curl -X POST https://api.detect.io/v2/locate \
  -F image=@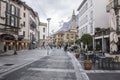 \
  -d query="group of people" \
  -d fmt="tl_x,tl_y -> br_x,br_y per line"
41,41 -> 69,52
